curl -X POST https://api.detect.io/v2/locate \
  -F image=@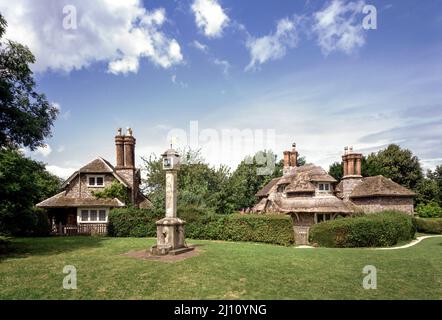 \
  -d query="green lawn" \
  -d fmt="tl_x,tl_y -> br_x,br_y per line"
0,237 -> 441,300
